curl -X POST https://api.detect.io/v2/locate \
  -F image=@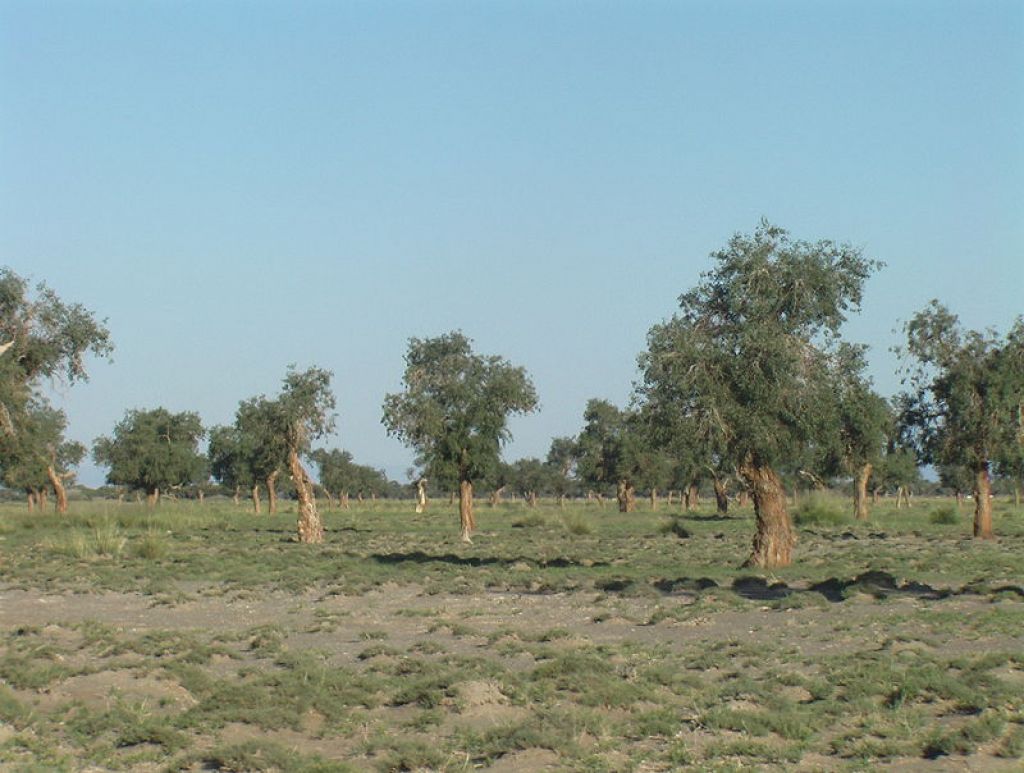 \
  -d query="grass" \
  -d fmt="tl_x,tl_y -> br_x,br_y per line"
0,494 -> 1021,770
